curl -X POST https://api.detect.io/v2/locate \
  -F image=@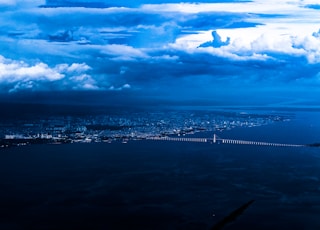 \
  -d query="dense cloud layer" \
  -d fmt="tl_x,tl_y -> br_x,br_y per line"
1,0 -> 320,106
0,56 -> 98,92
